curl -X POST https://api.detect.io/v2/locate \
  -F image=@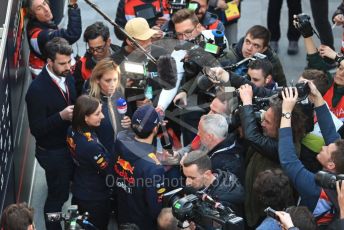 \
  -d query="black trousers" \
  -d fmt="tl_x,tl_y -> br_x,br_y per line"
36,146 -> 74,230
72,197 -> 111,230
309,0 -> 334,49
267,0 -> 302,42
